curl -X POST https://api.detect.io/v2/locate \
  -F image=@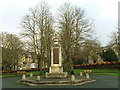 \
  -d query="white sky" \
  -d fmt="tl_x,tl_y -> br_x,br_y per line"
0,0 -> 119,46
